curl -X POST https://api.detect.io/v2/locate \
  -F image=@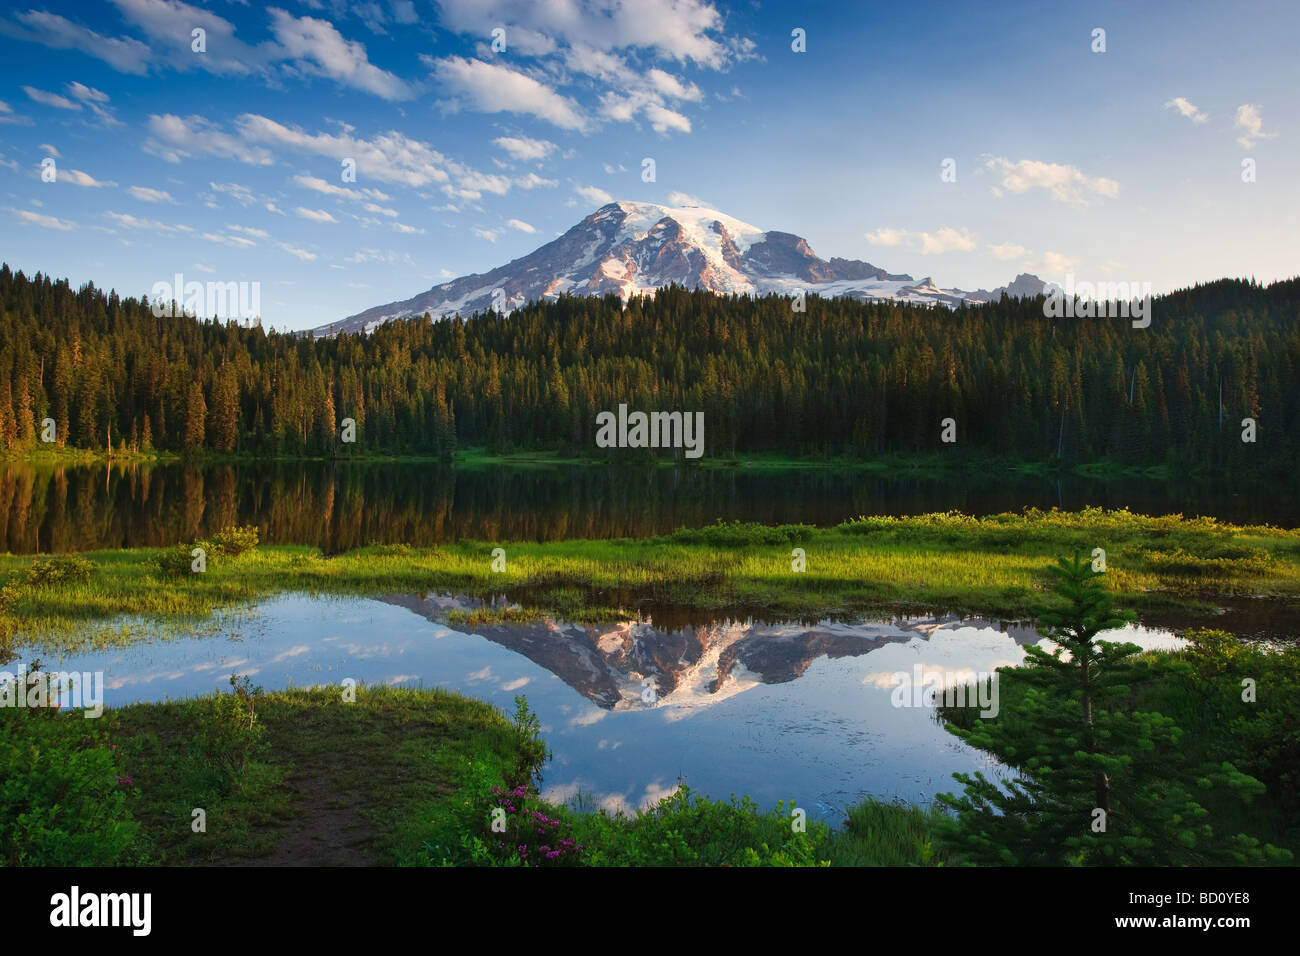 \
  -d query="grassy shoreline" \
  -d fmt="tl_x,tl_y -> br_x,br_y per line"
3,507 -> 1299,650
0,682 -> 950,867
